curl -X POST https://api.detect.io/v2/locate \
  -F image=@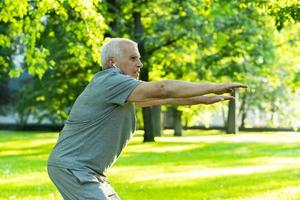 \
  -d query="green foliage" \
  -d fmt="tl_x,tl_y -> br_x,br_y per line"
1,0 -> 106,77
0,0 -> 299,126
147,0 -> 283,126
0,0 -> 107,122
237,17 -> 300,128
268,2 -> 300,31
